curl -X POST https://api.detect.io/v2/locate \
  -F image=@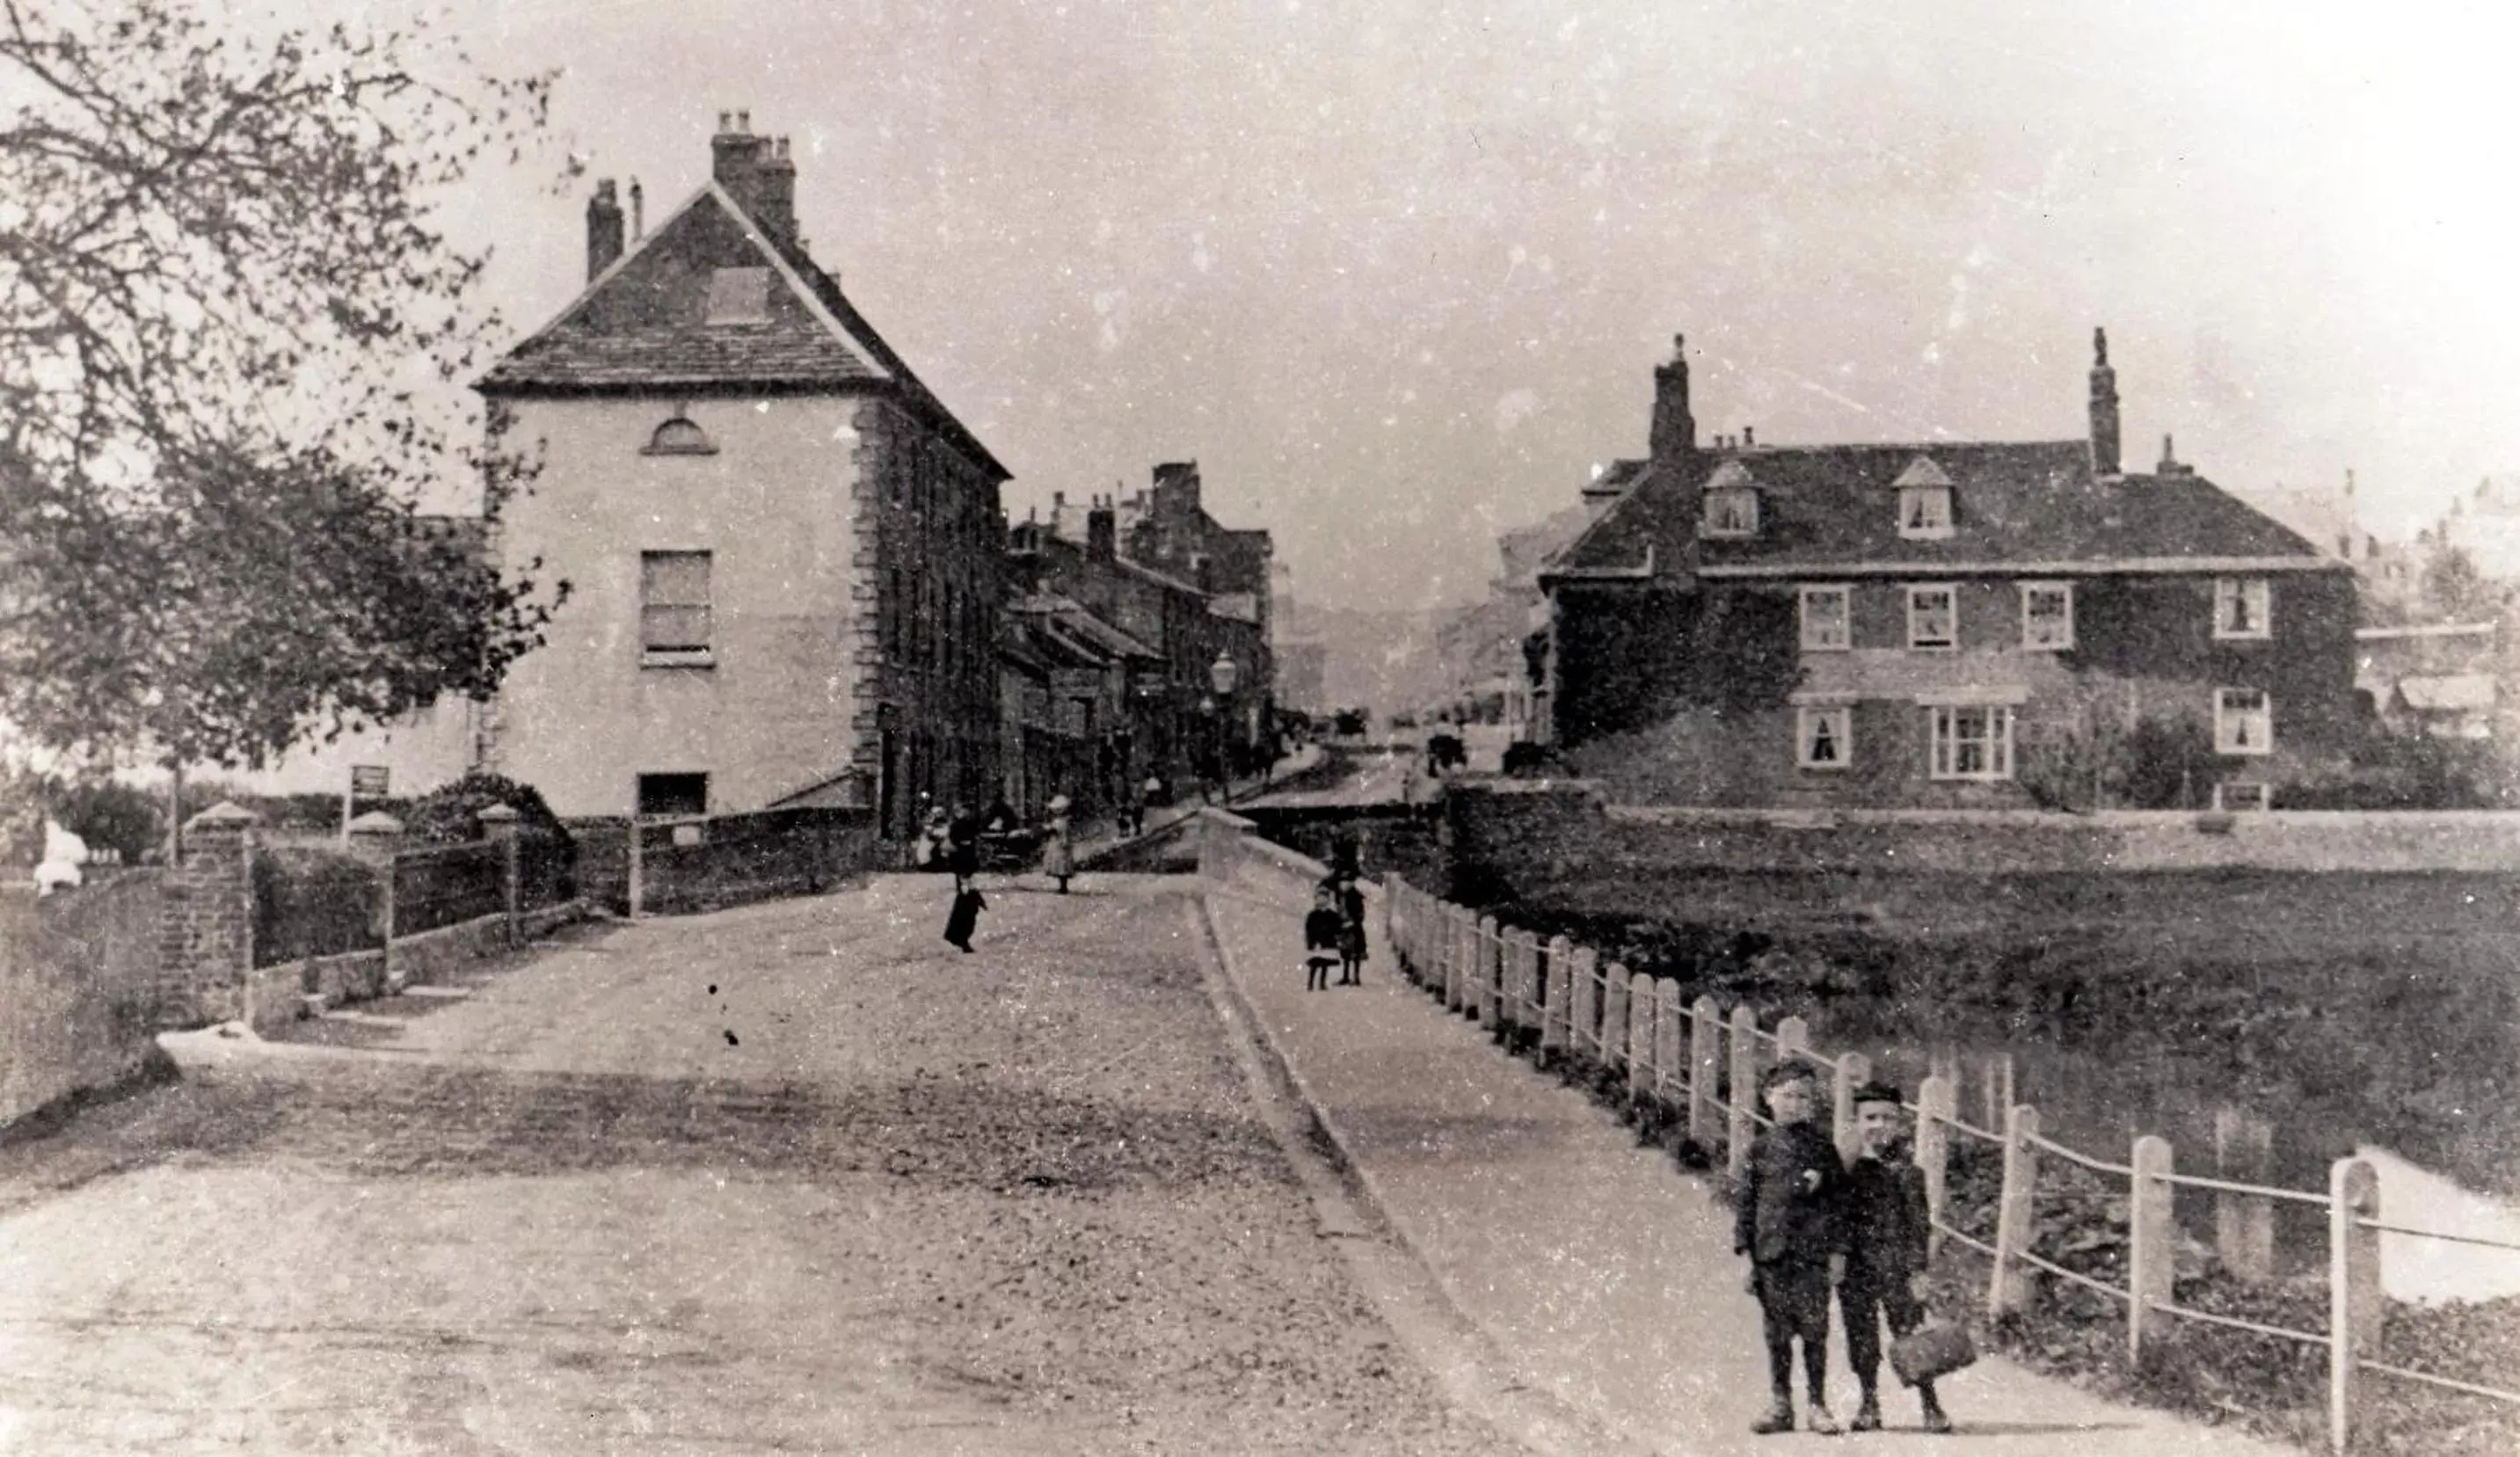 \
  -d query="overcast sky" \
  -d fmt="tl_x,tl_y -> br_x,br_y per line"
428,0 -> 2518,611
